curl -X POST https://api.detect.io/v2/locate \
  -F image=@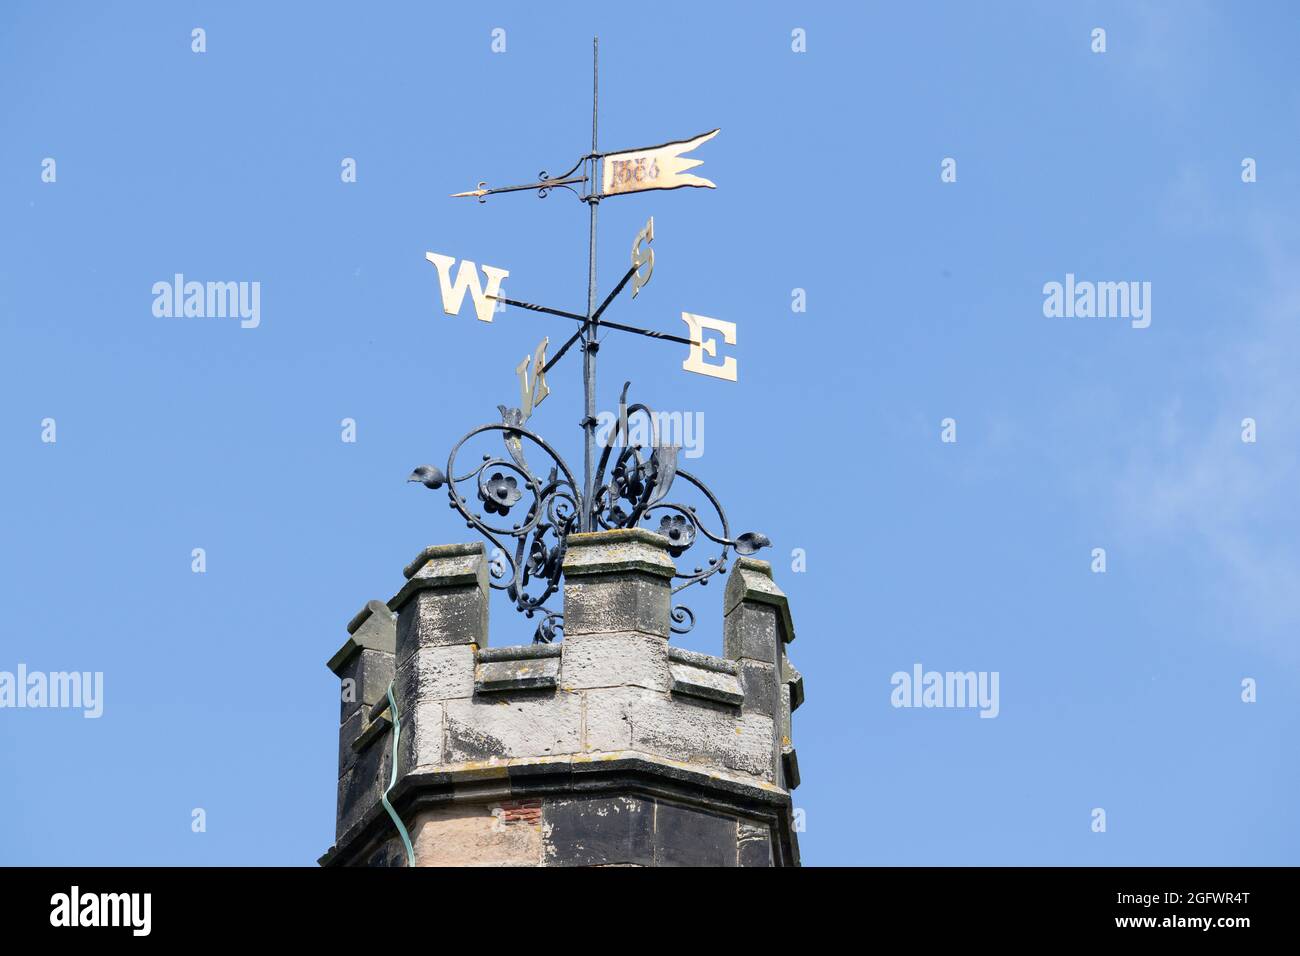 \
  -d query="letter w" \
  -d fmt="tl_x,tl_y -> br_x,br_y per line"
426,253 -> 509,323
